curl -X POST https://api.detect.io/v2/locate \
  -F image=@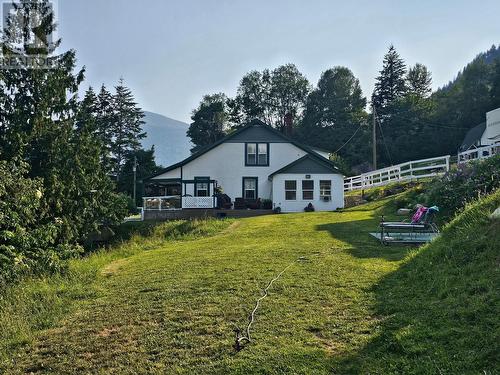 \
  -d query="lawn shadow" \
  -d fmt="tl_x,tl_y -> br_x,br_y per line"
316,218 -> 413,262
328,217 -> 500,374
